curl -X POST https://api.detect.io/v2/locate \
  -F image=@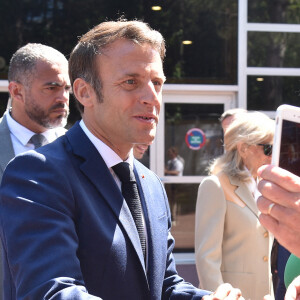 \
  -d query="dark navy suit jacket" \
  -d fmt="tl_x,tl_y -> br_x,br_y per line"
0,122 -> 210,300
